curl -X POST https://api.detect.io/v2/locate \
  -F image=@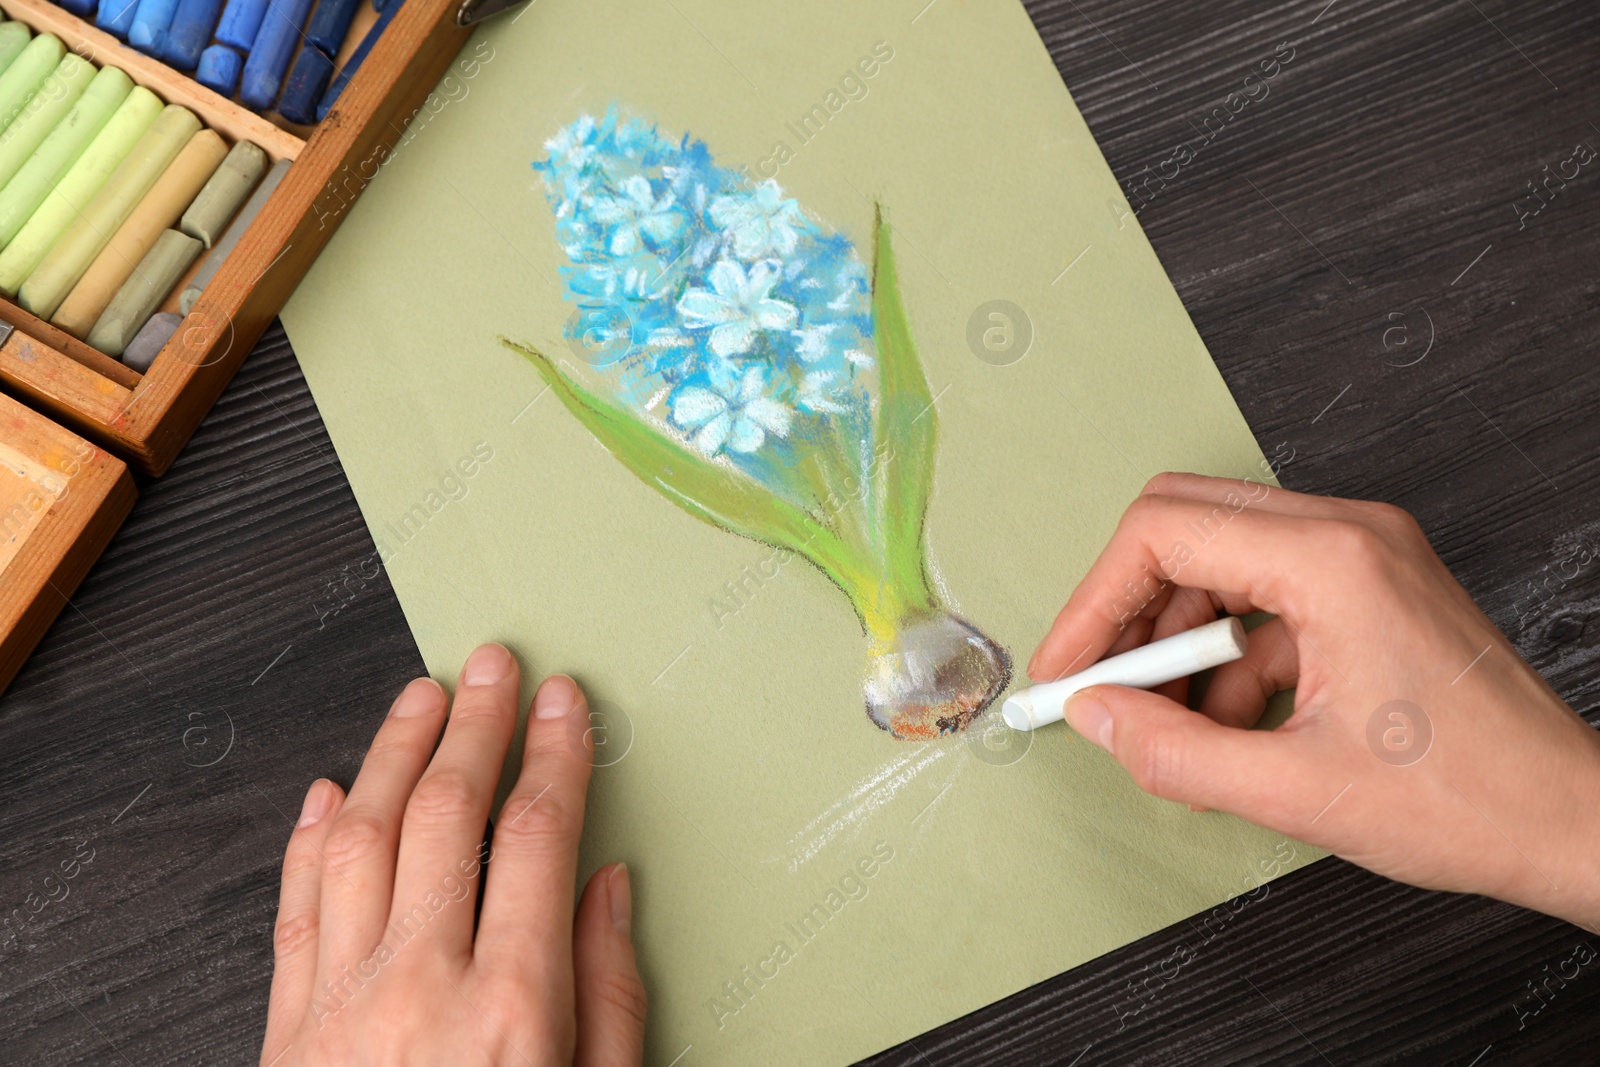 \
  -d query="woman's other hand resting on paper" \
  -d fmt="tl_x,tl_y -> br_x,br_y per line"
1030,473 -> 1600,931
258,473 -> 1600,1066
260,645 -> 645,1066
